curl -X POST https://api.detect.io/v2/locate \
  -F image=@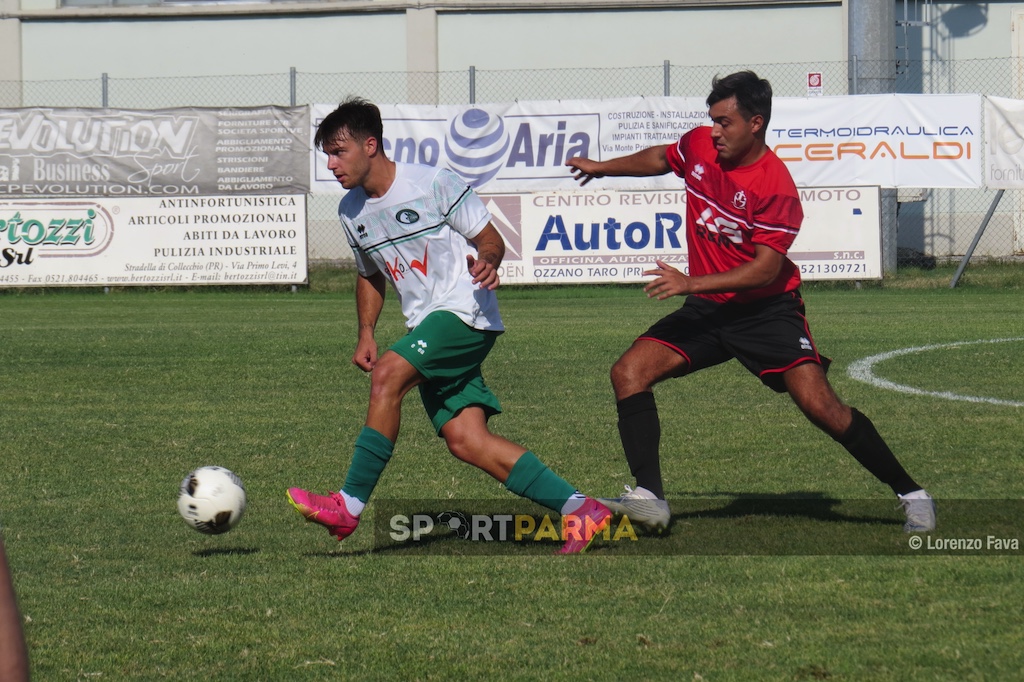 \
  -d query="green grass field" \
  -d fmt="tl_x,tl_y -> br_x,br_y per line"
2,270 -> 1023,680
